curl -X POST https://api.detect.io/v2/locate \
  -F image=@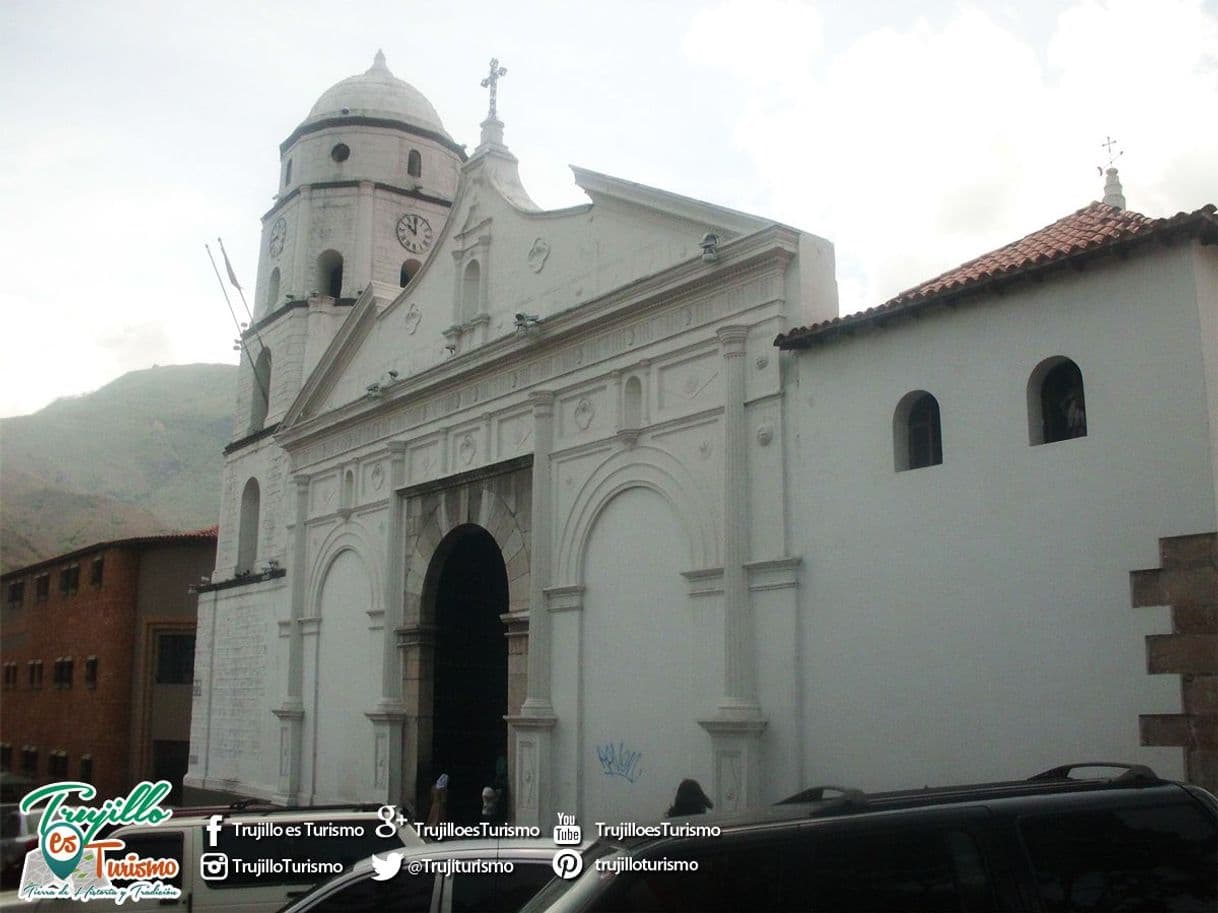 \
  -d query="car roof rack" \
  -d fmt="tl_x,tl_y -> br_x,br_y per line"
774,762 -> 1166,815
776,785 -> 867,808
169,801 -> 396,819
1027,762 -> 1161,784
